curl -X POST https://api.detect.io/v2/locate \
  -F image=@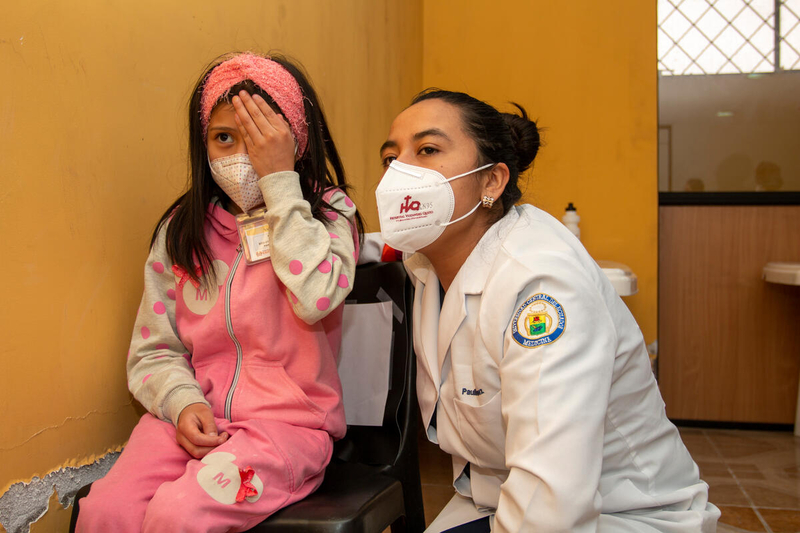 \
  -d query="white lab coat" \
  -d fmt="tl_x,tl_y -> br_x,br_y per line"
404,205 -> 719,532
